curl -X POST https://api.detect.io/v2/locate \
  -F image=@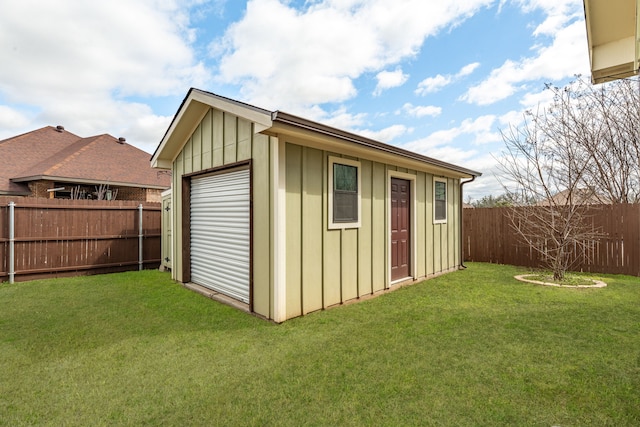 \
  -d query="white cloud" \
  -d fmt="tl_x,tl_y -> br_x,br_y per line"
399,103 -> 442,118
415,74 -> 452,95
461,13 -> 589,105
515,0 -> 583,36
213,0 -> 494,109
0,0 -> 209,149
415,62 -> 480,95
358,124 -> 409,143
392,132 -> 501,200
300,105 -> 409,143
458,62 -> 481,76
401,139 -> 485,173
519,87 -> 556,109
309,106 -> 368,130
403,115 -> 500,154
0,105 -> 30,131
373,68 -> 409,96
498,110 -> 525,128
464,166 -> 506,200
121,110 -> 174,154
